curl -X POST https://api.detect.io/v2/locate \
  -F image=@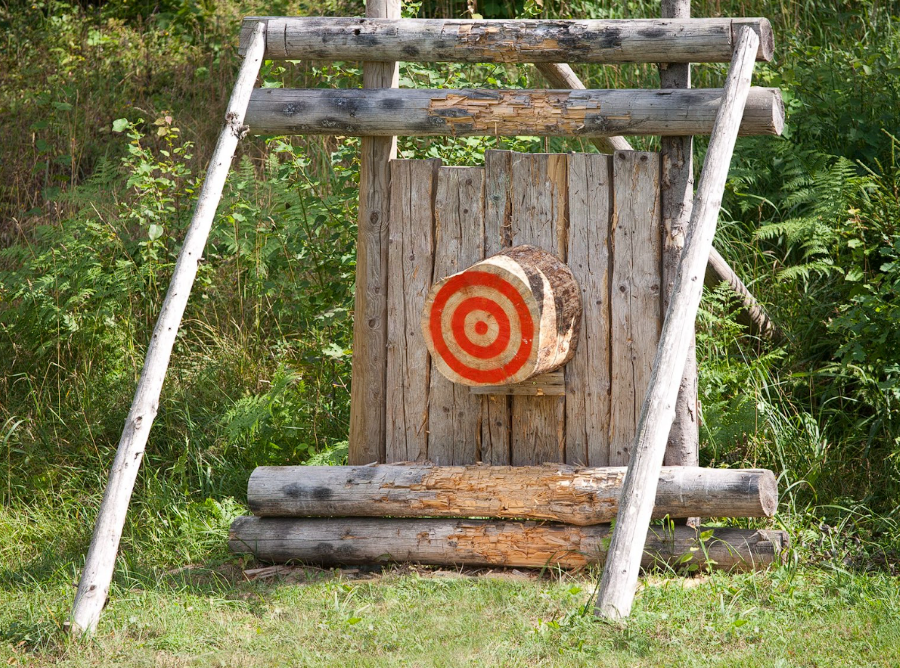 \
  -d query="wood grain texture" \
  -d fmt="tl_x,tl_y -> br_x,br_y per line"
238,17 -> 775,63
386,159 -> 440,463
566,153 -> 613,467
480,151 -> 513,464
597,28 -> 760,620
660,0 -> 700,472
348,0 -> 401,466
609,151 -> 662,467
230,516 -> 787,571
533,63 -> 631,154
246,87 -> 785,138
427,167 -> 486,465
509,153 -> 568,466
68,22 -> 268,637
470,371 -> 565,396
246,465 -> 779,523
